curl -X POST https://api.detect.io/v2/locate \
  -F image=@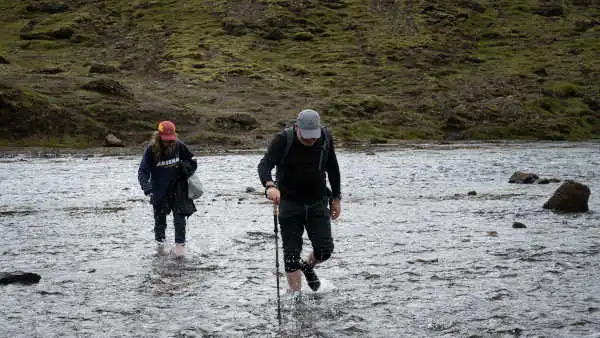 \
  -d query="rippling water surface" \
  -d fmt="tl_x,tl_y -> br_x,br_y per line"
1,142 -> 599,337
